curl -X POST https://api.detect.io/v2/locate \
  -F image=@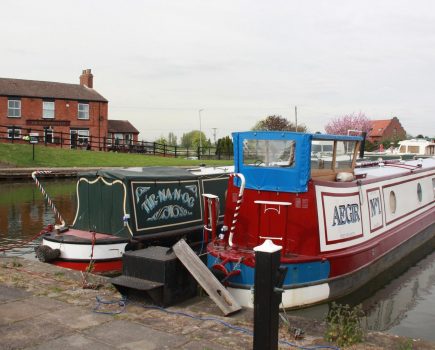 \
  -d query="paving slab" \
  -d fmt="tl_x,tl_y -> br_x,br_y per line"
0,317 -> 72,350
82,319 -> 188,350
39,304 -> 112,330
27,334 -> 117,350
0,284 -> 31,303
0,299 -> 50,326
